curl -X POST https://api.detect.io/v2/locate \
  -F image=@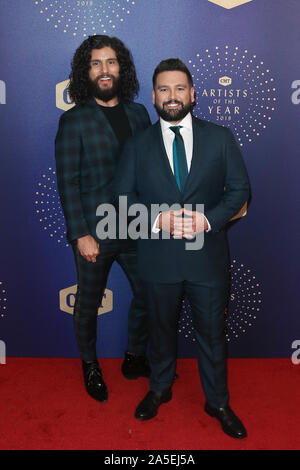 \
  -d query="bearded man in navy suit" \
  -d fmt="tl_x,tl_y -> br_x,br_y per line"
115,59 -> 250,439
